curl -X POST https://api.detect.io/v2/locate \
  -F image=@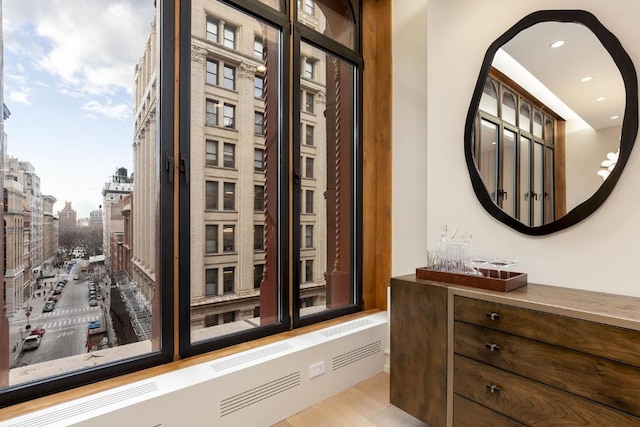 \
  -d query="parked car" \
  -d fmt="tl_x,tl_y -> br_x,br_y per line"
88,320 -> 101,330
42,302 -> 55,312
53,288 -> 62,295
89,299 -> 98,307
47,296 -> 58,303
23,335 -> 41,350
29,327 -> 46,337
